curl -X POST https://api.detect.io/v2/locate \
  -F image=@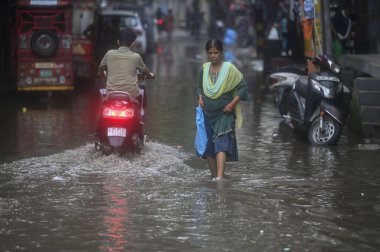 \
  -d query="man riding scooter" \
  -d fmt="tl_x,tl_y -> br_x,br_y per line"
97,26 -> 153,105
96,26 -> 154,155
